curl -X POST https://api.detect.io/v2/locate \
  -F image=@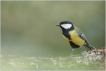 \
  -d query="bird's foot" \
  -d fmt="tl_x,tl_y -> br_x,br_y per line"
69,54 -> 74,60
80,52 -> 84,58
